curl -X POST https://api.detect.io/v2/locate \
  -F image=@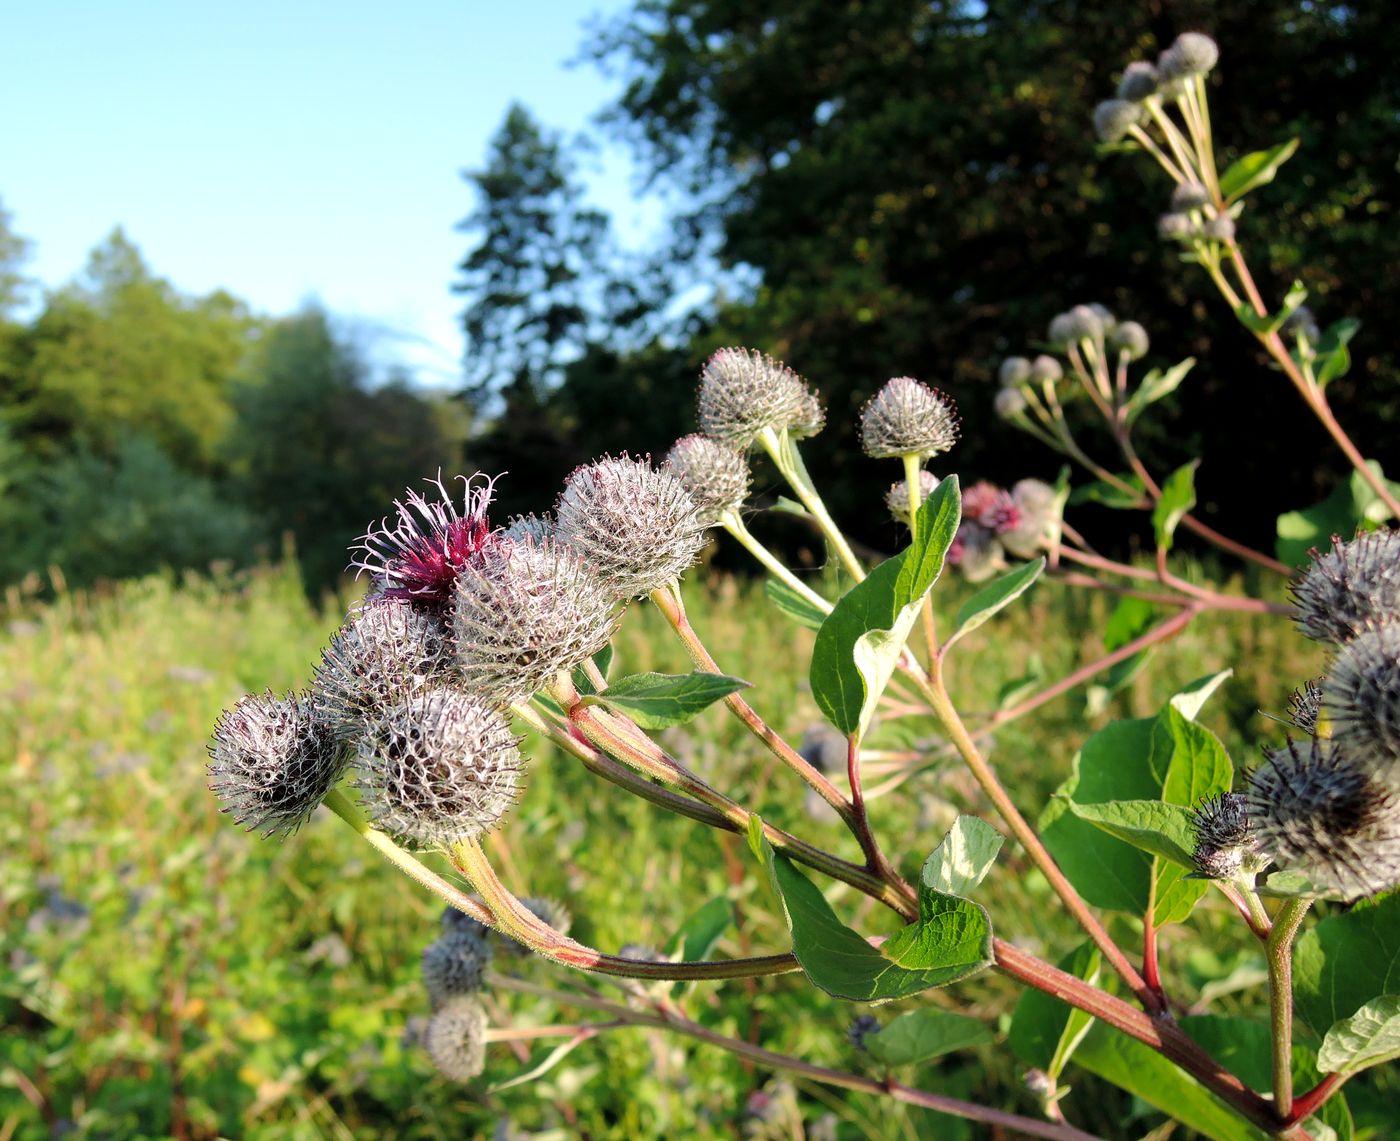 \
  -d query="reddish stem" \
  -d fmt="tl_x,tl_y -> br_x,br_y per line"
1286,1071 -> 1348,1126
